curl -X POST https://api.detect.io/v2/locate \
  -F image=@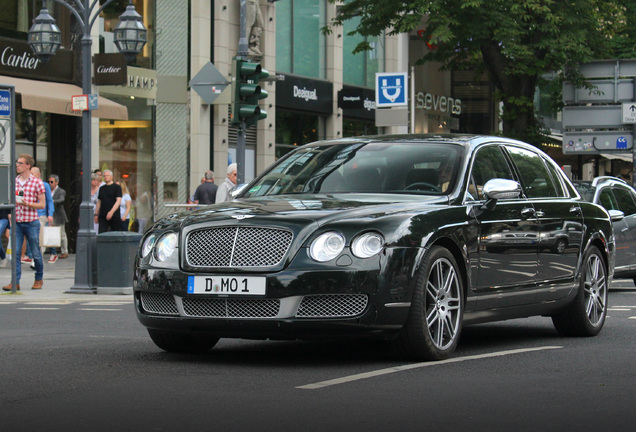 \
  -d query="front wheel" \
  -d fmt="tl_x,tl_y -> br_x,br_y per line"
147,329 -> 219,353
398,246 -> 464,361
552,245 -> 608,336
